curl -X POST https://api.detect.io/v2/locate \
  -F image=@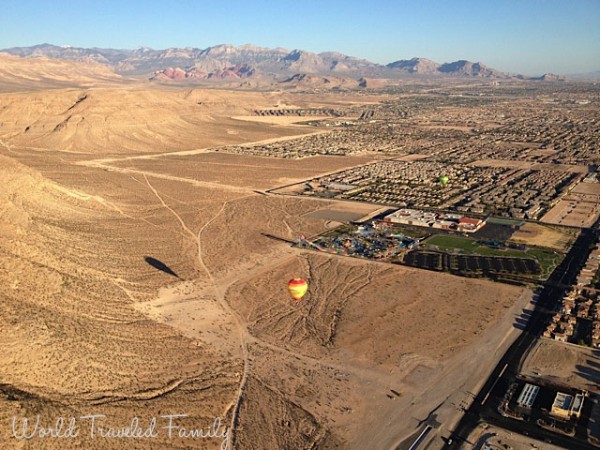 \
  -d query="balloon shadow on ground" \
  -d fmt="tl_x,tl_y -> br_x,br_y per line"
144,256 -> 180,278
